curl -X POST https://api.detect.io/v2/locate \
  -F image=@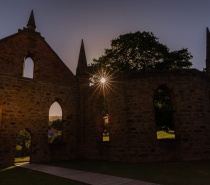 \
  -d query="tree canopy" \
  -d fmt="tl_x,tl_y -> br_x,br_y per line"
90,31 -> 192,72
16,129 -> 31,157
